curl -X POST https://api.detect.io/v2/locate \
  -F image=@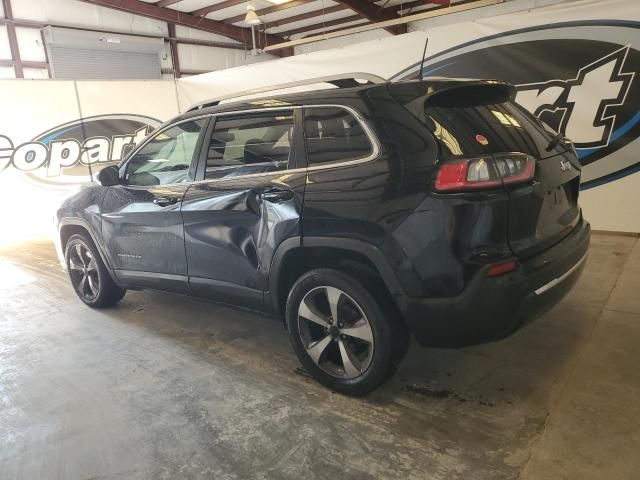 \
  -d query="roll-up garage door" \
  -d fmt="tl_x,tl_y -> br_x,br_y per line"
43,27 -> 164,80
